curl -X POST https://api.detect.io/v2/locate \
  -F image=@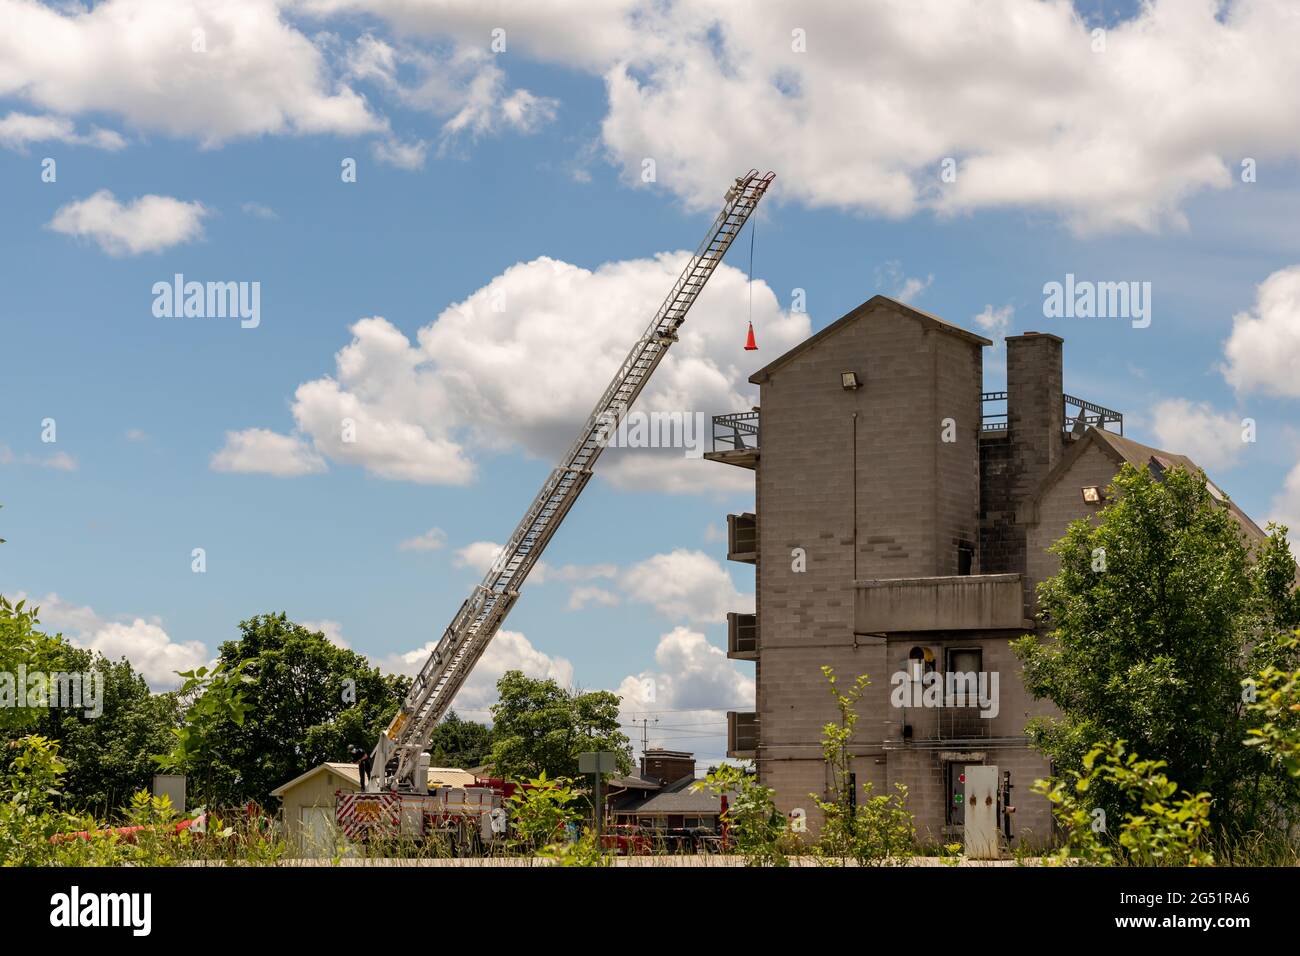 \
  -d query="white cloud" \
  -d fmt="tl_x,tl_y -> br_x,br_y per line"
125,428 -> 149,442
973,303 -> 1014,339
616,627 -> 754,762
1222,265 -> 1300,399
1271,461 -> 1300,550
620,549 -> 751,623
568,586 -> 620,611
1150,399 -> 1249,472
0,111 -> 125,151
211,428 -> 326,477
12,591 -> 207,691
241,201 -> 278,220
378,629 -> 572,723
0,446 -> 77,471
231,253 -> 807,493
876,261 -> 933,302
345,35 -> 557,149
330,0 -> 1300,234
398,527 -> 447,552
48,190 -> 207,256
302,619 -> 349,648
0,0 -> 381,146
372,136 -> 429,170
